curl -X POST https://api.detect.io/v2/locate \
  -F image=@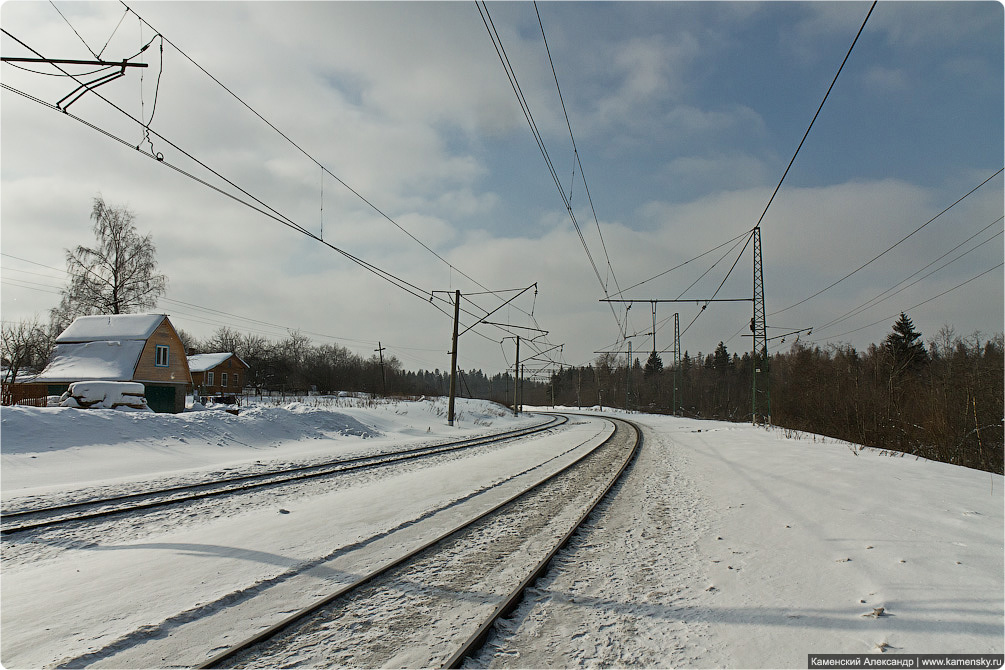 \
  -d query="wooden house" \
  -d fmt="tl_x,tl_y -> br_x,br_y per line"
32,314 -> 192,413
188,352 -> 249,398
